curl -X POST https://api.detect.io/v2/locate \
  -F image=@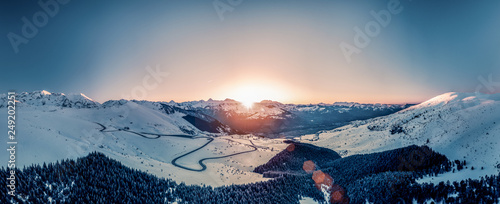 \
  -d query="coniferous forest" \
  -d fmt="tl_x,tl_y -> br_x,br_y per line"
1,145 -> 499,204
